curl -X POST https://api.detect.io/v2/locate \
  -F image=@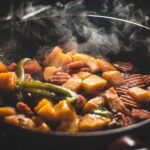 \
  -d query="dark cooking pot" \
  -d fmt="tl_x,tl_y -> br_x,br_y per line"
0,8 -> 150,150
